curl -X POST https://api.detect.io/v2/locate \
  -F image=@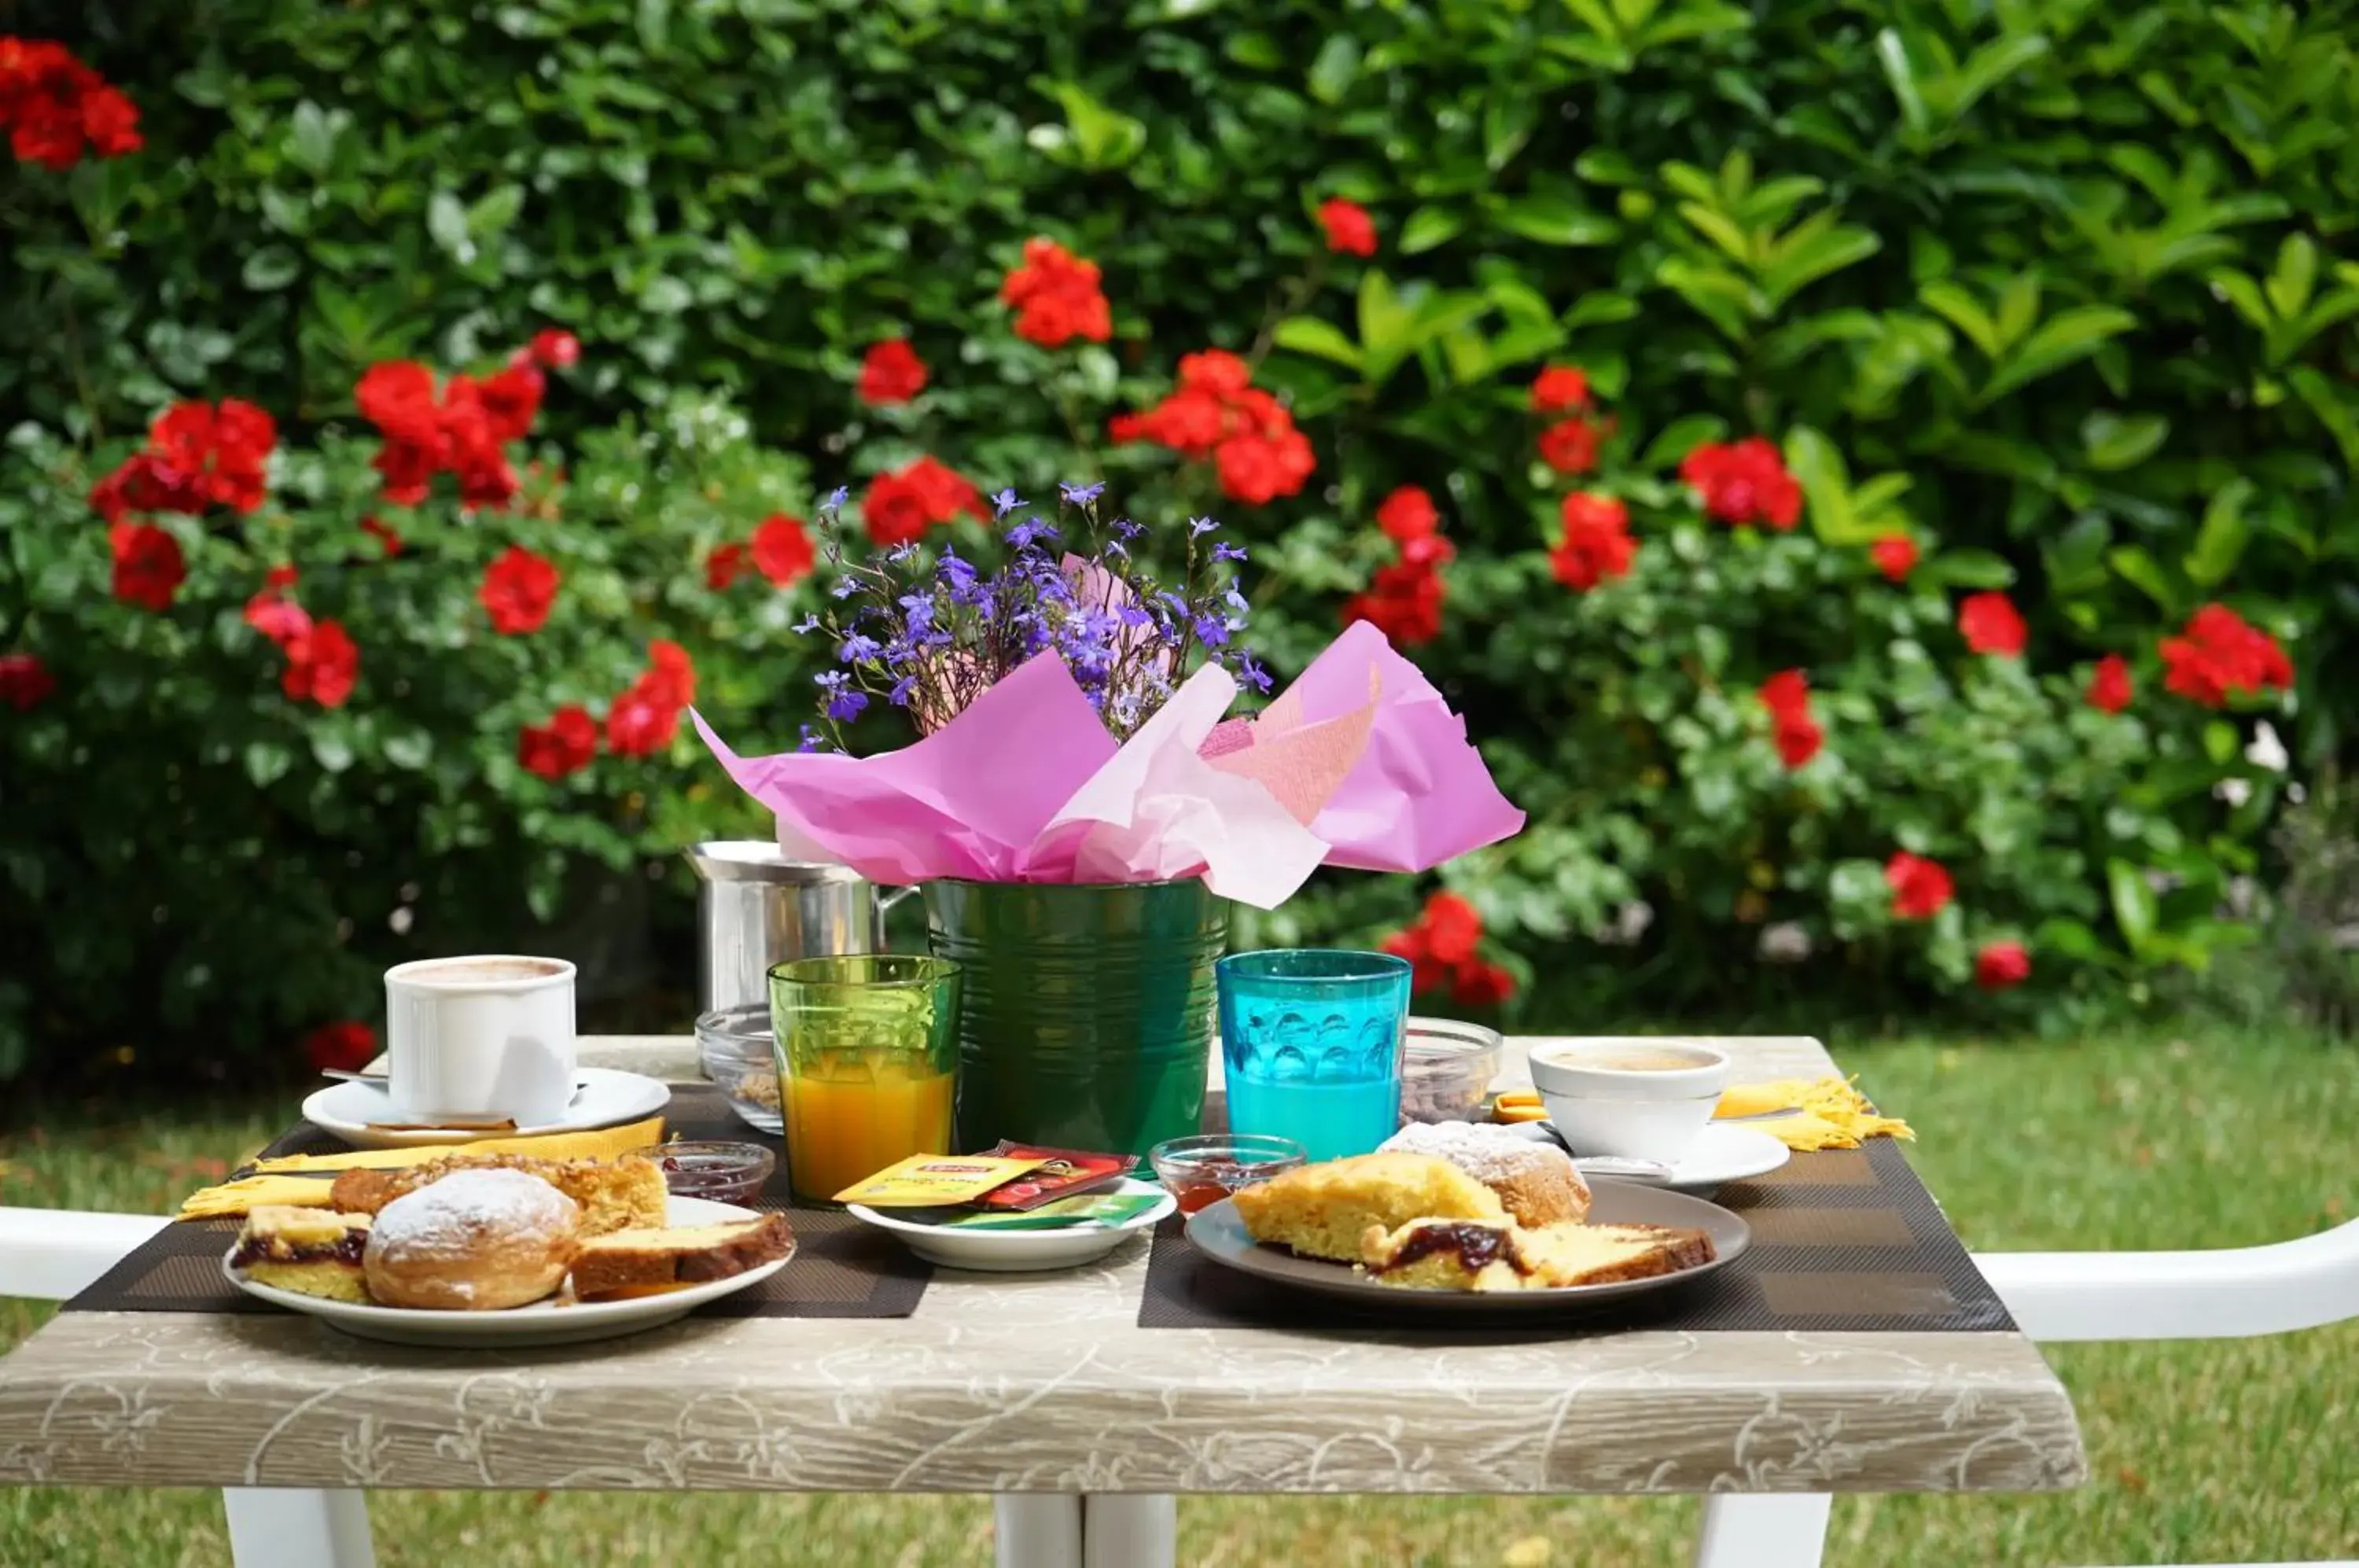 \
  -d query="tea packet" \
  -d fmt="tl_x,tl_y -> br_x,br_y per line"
834,1154 -> 1047,1206
971,1143 -> 1140,1210
933,1191 -> 1168,1231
